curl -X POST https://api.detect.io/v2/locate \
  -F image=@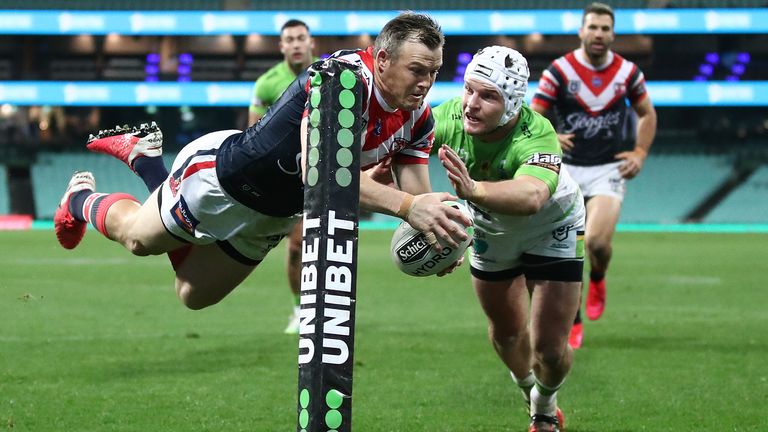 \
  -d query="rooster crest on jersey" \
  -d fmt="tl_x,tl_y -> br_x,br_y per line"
390,201 -> 474,277
465,46 -> 530,127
